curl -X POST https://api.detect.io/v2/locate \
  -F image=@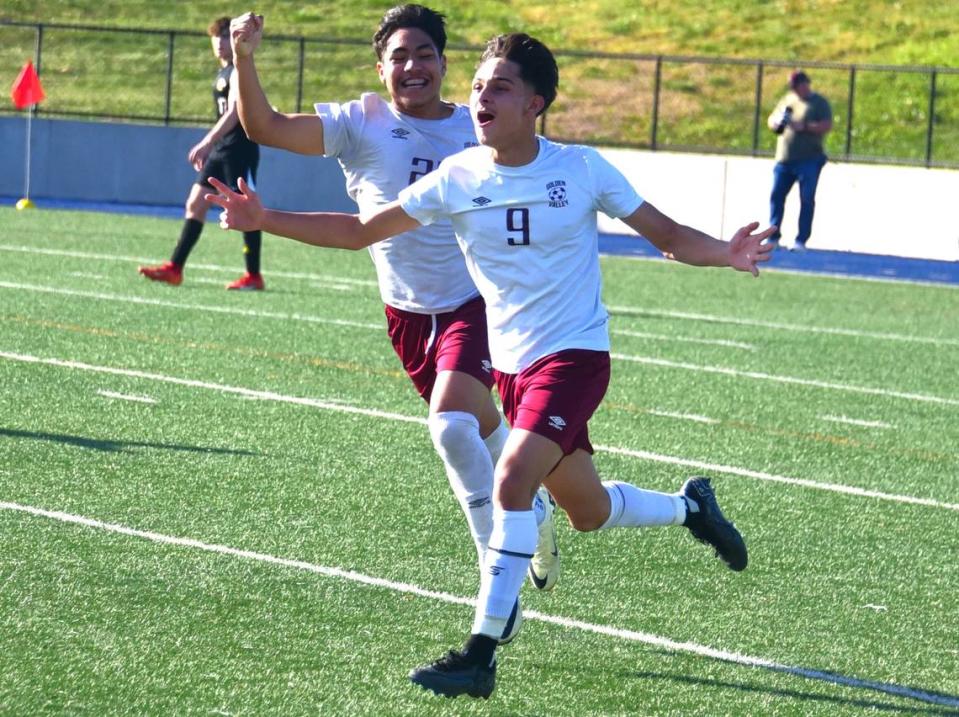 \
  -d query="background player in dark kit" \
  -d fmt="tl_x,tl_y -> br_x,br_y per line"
139,16 -> 265,290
